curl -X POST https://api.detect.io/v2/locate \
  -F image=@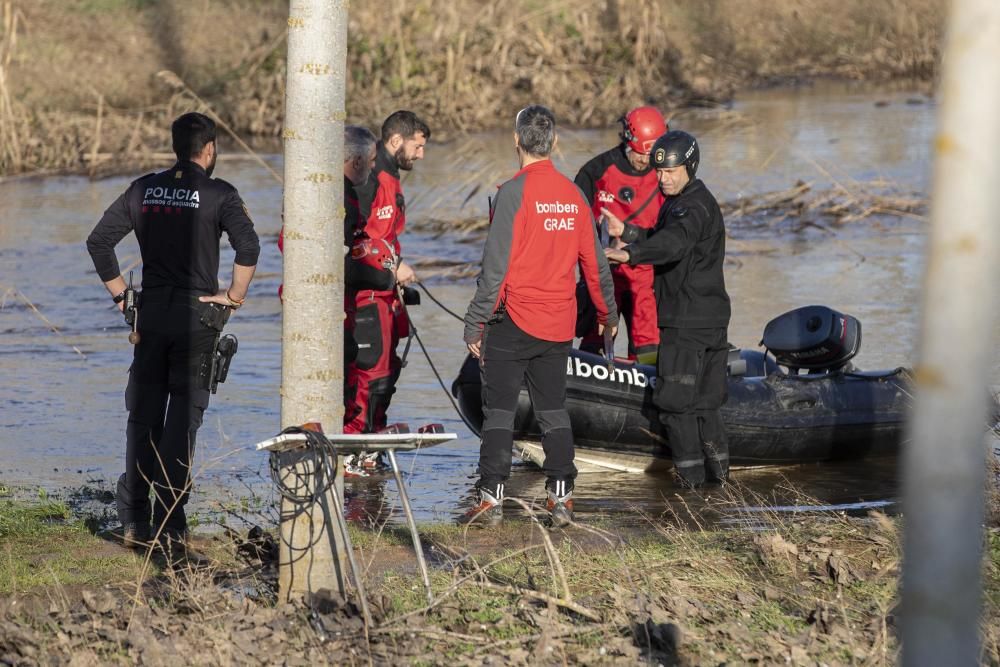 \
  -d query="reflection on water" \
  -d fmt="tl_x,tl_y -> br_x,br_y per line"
0,82 -> 992,527
339,456 -> 901,528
